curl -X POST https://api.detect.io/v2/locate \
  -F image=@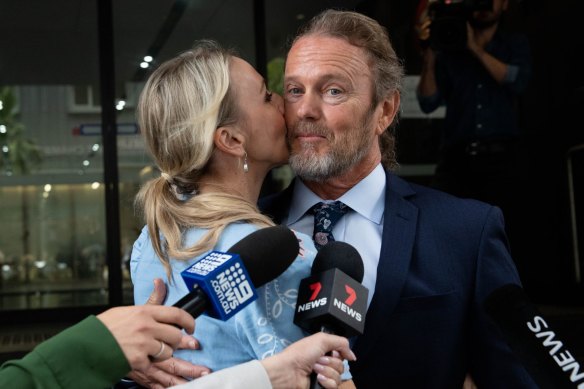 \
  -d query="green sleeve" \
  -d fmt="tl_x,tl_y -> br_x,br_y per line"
0,315 -> 130,388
